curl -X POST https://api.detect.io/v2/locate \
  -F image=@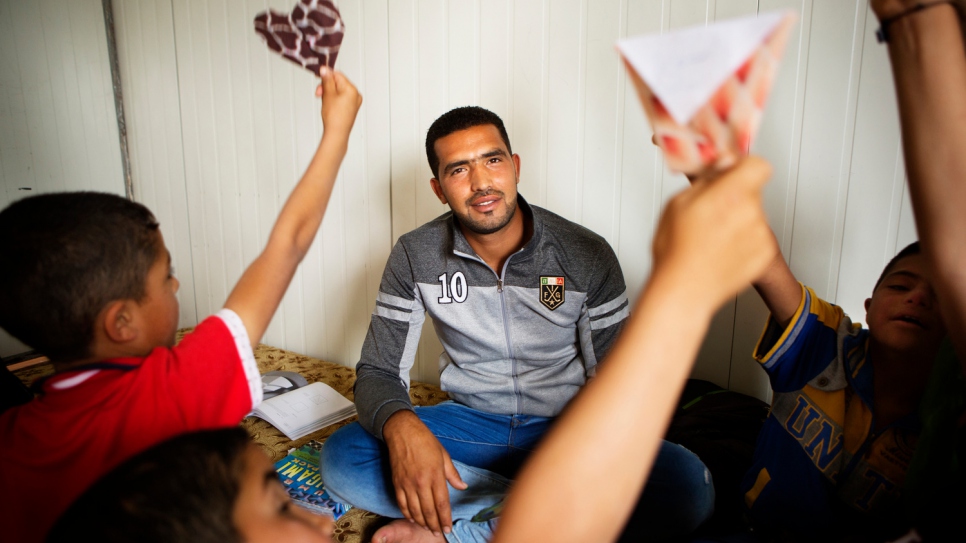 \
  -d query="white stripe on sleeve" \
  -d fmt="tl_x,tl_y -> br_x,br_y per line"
215,308 -> 263,410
